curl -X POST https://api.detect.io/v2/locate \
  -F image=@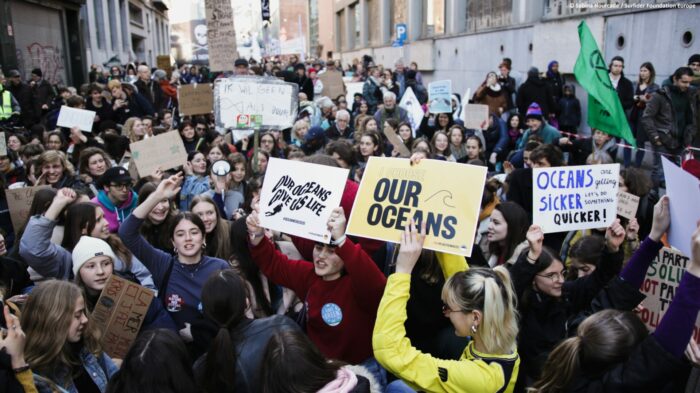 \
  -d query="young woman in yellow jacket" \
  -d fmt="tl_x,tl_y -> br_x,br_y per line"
373,221 -> 520,393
